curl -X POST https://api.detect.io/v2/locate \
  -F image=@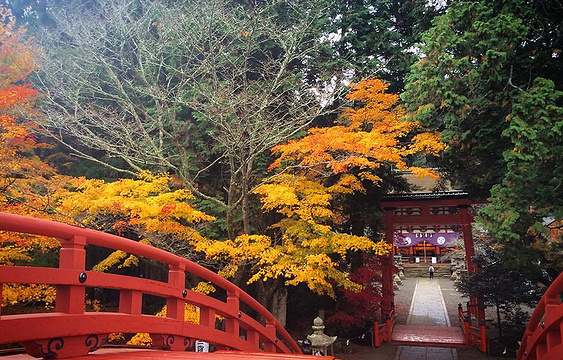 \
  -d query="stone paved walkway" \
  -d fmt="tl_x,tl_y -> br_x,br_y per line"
394,278 -> 459,360
407,279 -> 451,326
337,277 -> 488,360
